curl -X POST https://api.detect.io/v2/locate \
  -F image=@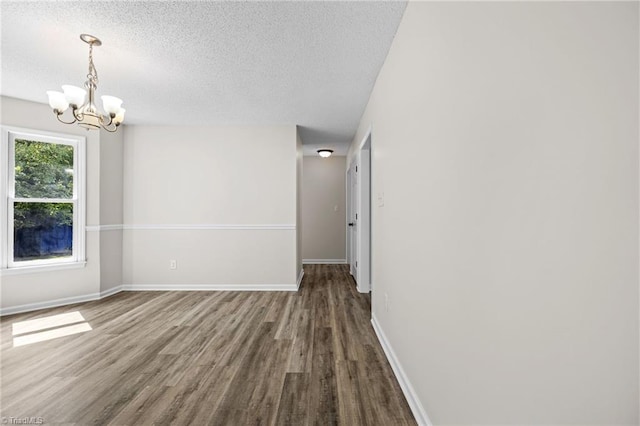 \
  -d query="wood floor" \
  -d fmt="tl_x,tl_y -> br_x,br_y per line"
1,264 -> 416,425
